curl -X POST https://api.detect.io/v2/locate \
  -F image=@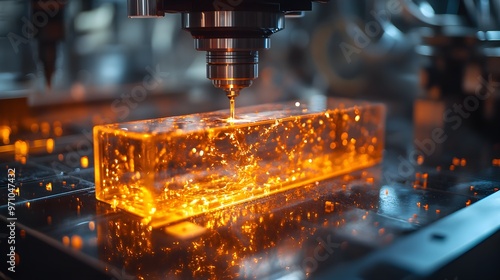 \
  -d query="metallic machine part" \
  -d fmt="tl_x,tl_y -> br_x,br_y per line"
127,0 -> 159,18
207,51 -> 258,93
402,0 -> 500,141
183,11 -> 284,97
127,0 -> 323,99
